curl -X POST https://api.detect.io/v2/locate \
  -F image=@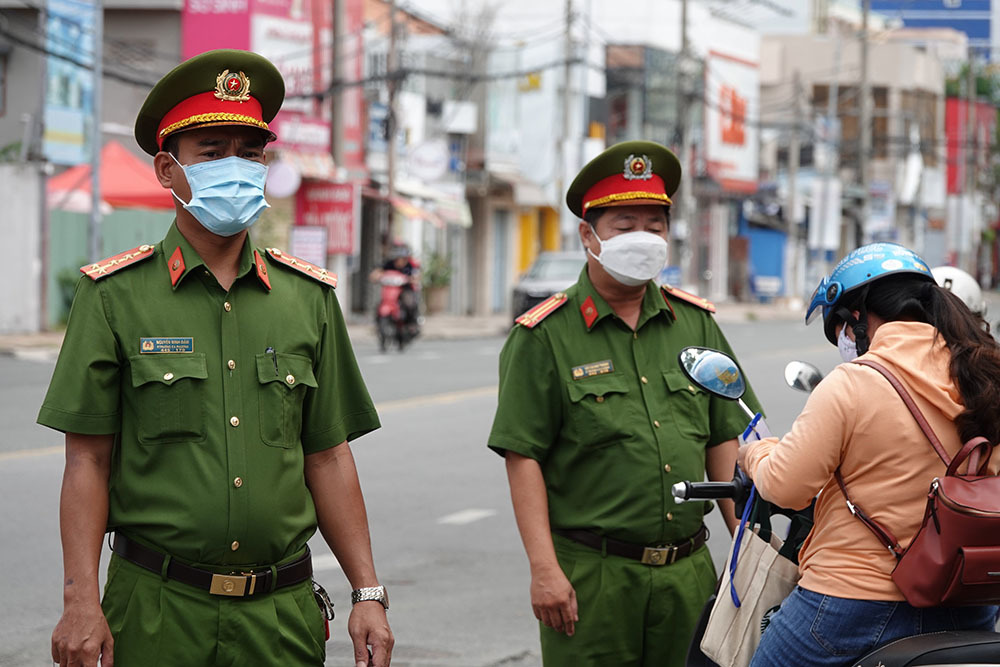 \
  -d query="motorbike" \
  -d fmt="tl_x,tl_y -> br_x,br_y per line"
673,347 -> 1000,667
375,269 -> 420,352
